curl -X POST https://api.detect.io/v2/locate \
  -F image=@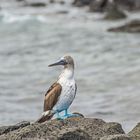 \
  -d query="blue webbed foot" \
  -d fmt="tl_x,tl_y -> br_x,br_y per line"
61,109 -> 80,119
62,113 -> 79,119
55,110 -> 81,120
